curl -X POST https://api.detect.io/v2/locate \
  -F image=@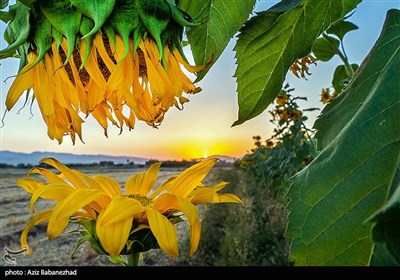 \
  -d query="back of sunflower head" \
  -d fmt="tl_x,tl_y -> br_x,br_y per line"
0,0 -> 205,144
